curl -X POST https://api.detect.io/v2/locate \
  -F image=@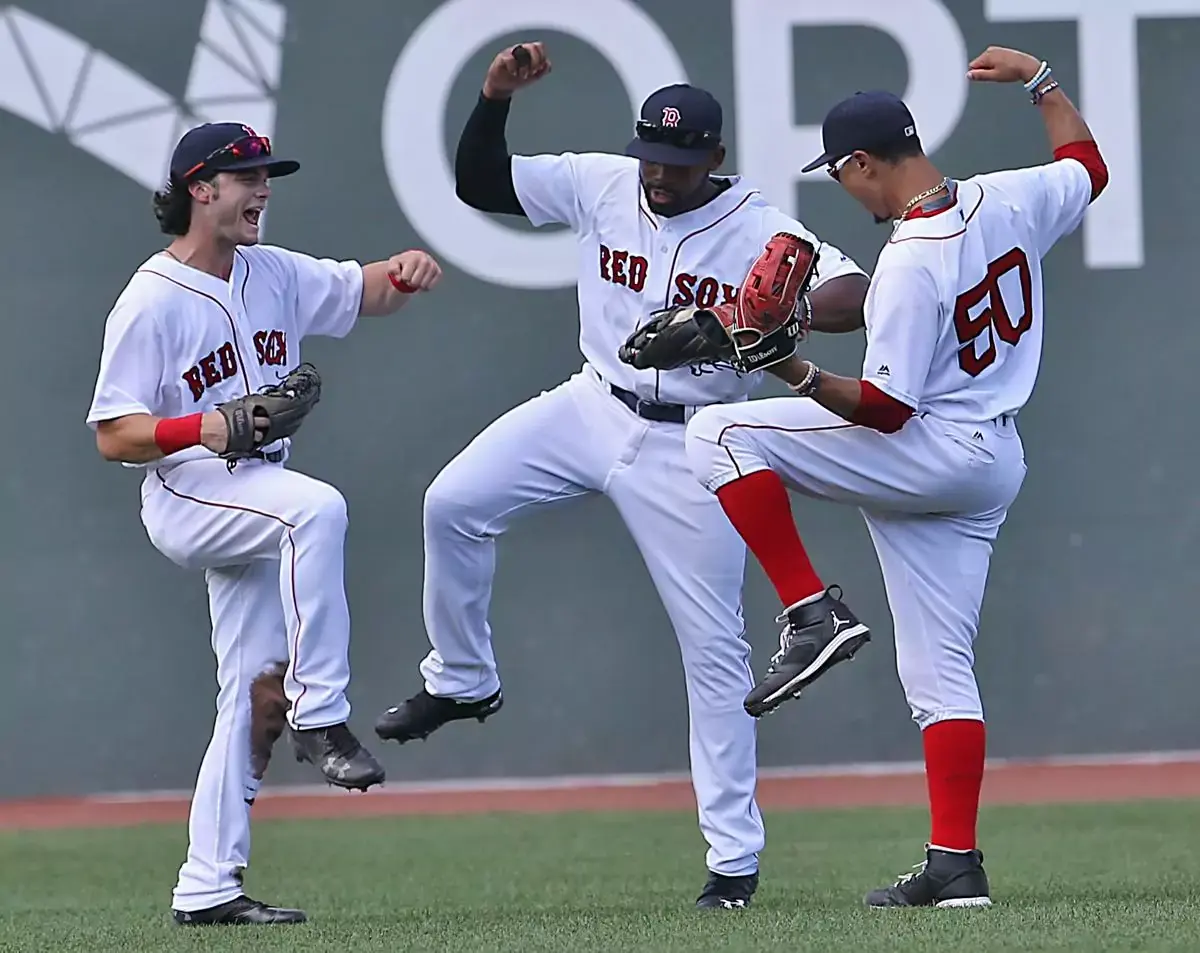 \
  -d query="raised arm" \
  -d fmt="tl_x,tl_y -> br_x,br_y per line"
454,42 -> 552,216
966,46 -> 1107,201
